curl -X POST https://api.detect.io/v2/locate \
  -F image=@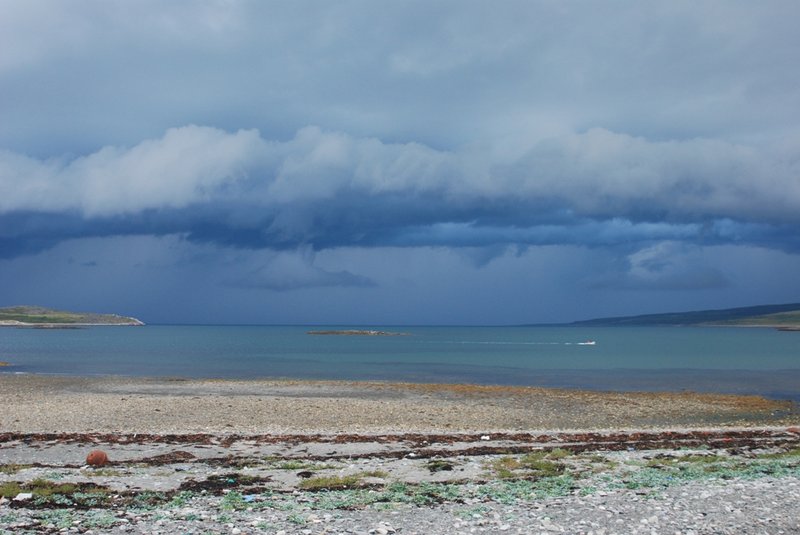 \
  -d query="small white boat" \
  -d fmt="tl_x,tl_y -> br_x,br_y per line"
577,340 -> 596,345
